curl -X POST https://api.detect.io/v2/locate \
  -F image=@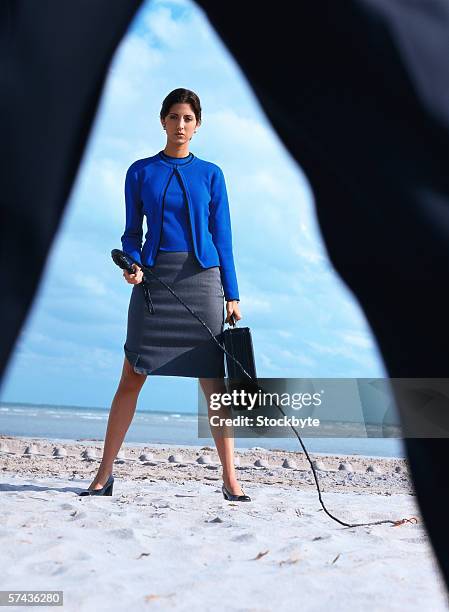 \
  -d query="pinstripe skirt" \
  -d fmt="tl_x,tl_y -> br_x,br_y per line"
123,250 -> 226,378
